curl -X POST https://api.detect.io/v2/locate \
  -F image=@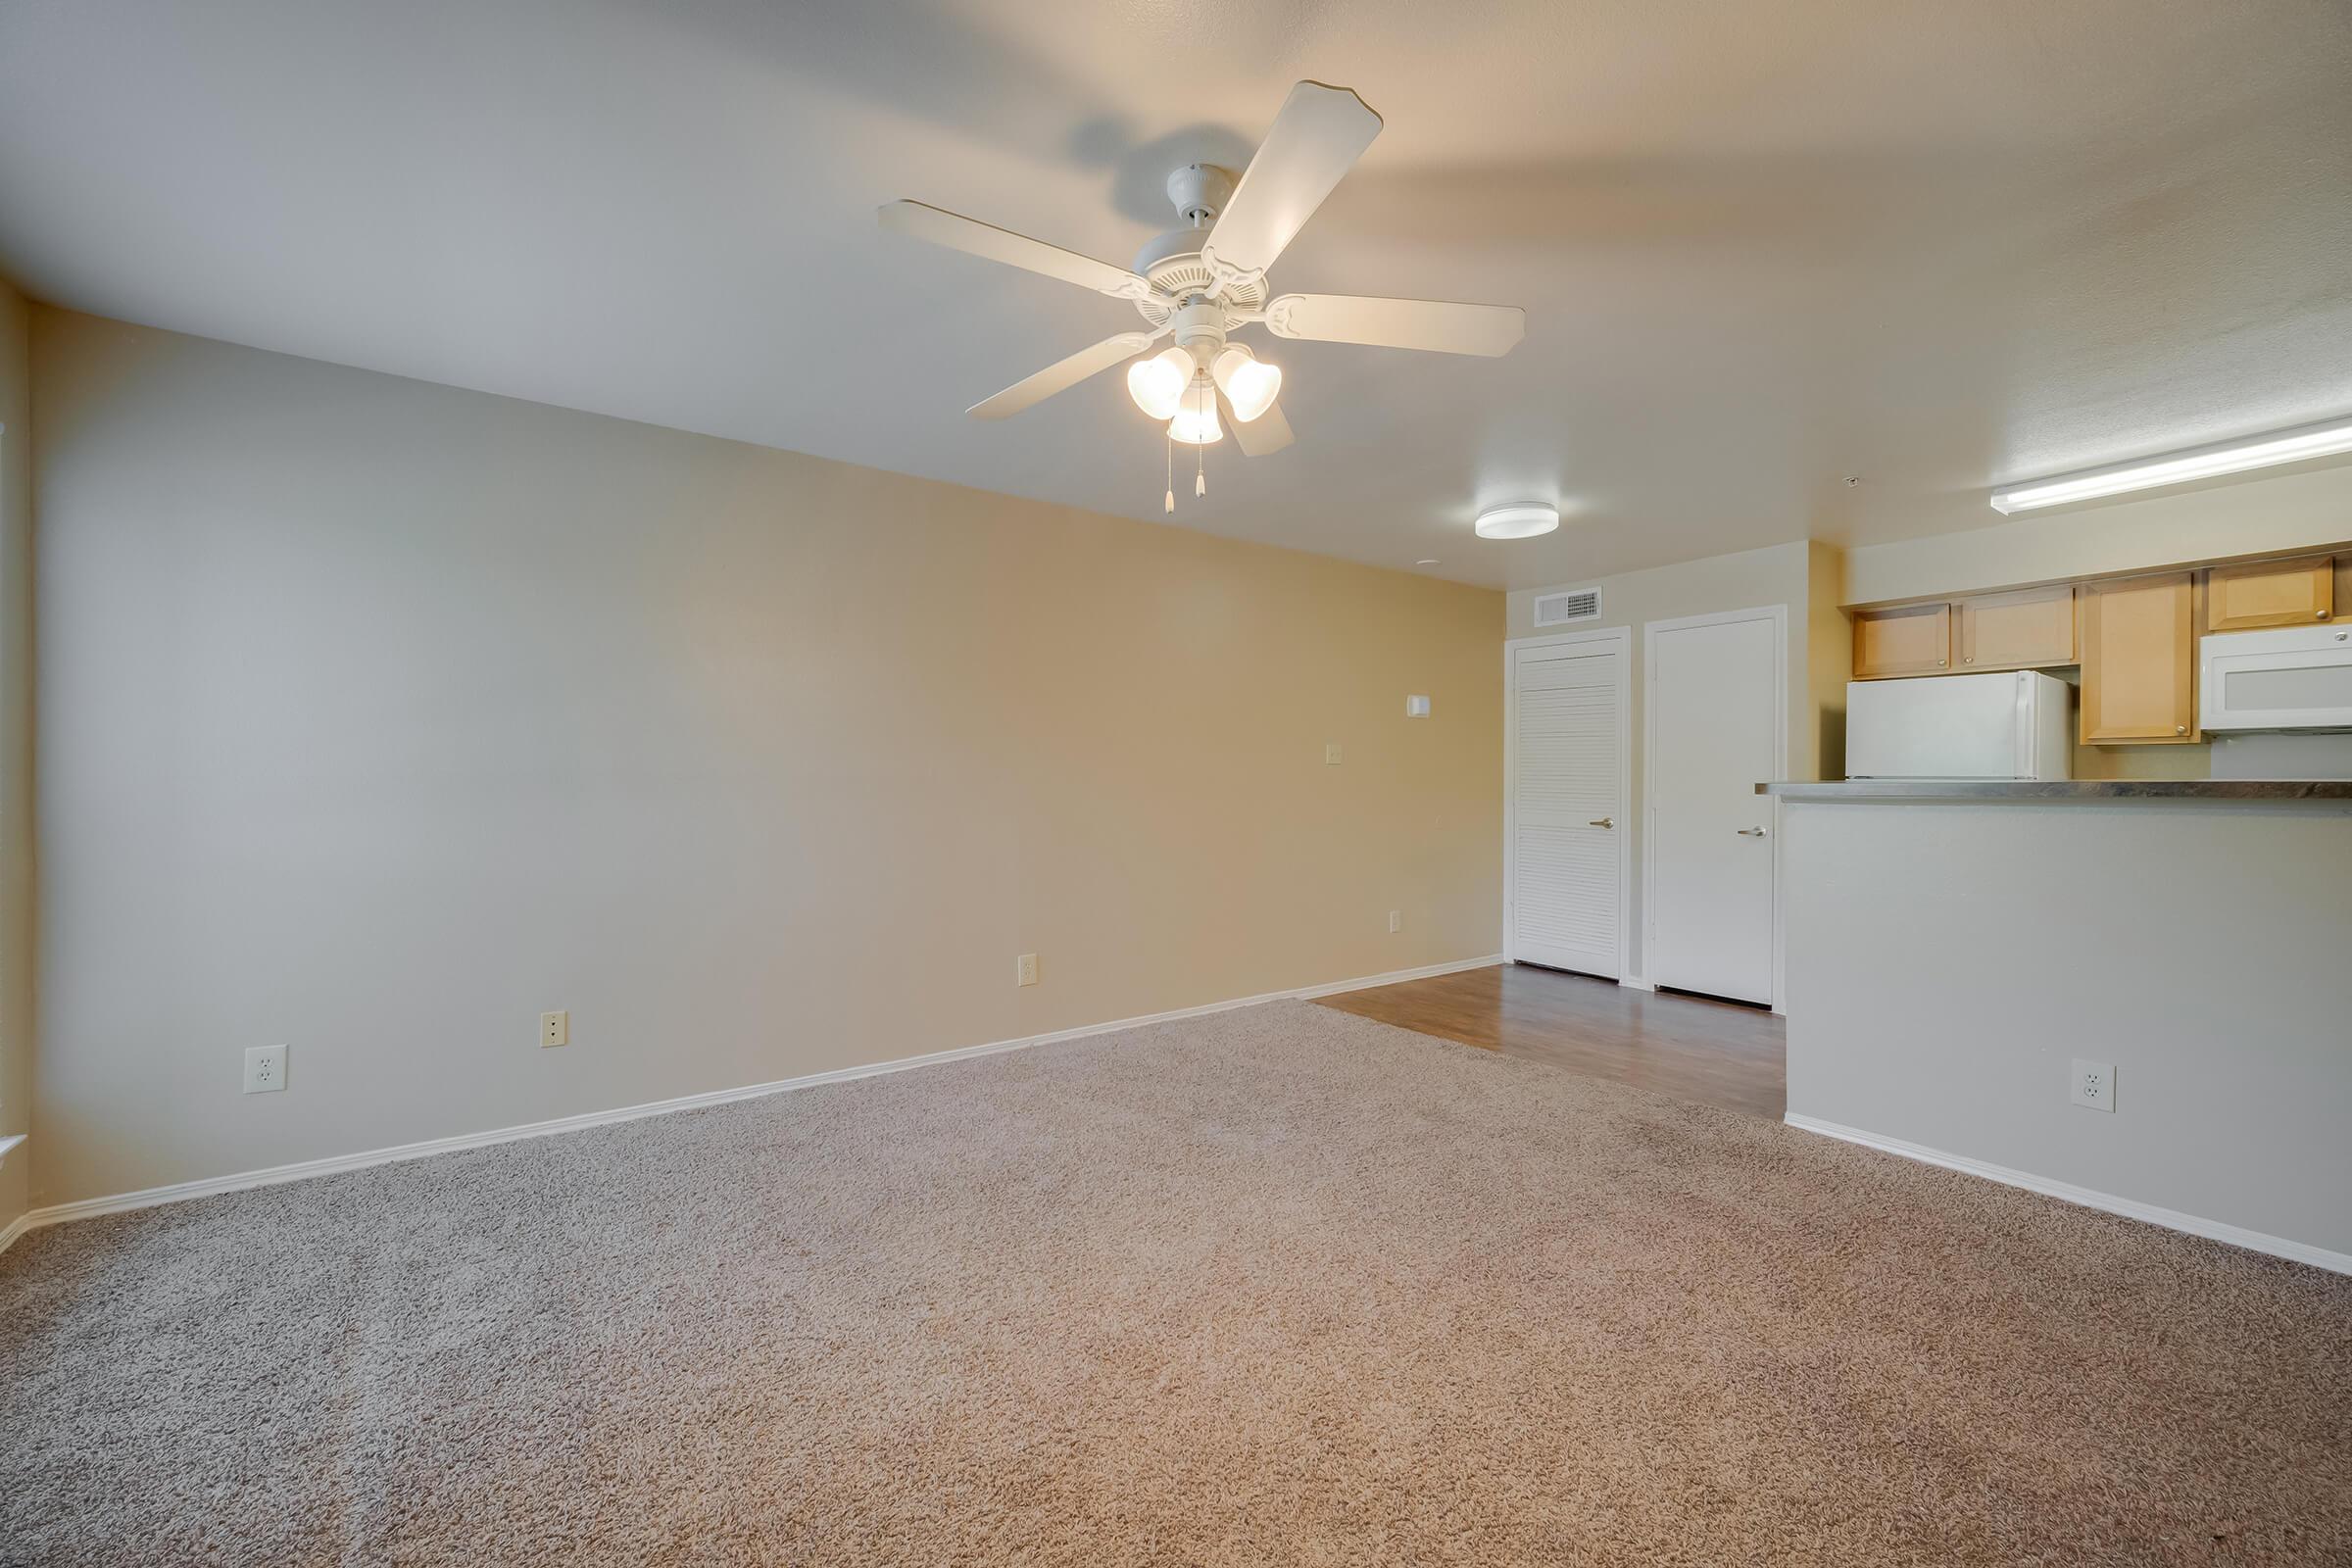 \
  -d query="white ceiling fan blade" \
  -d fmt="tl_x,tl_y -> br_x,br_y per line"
967,330 -> 1162,419
879,201 -> 1154,301
1200,82 -> 1382,289
1232,399 -> 1294,457
1264,293 -> 1526,358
